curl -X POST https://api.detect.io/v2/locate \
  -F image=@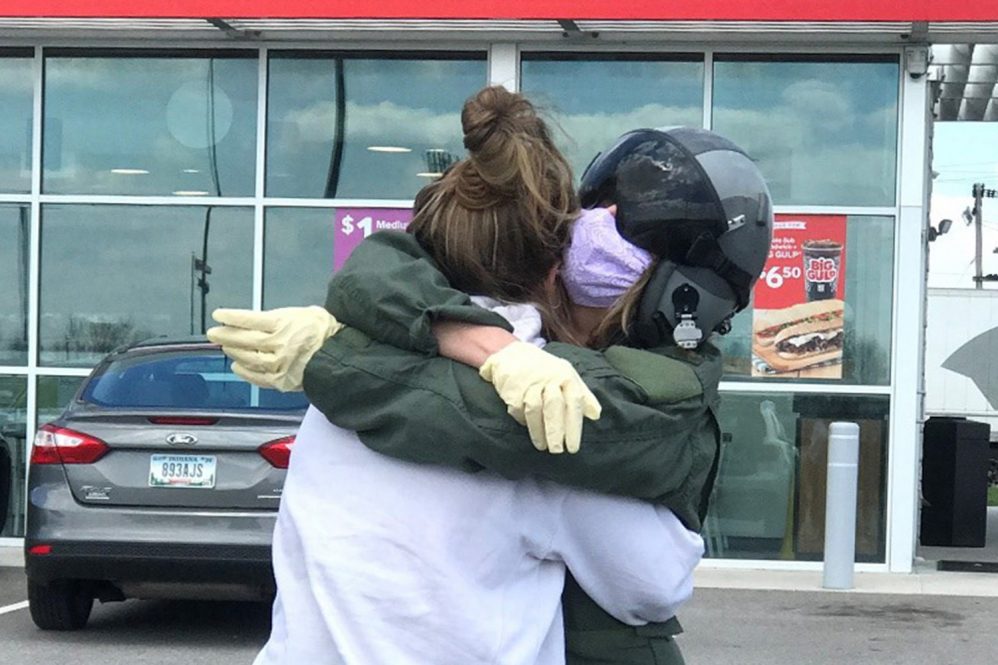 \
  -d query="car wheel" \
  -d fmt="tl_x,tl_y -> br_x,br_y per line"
27,579 -> 94,630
